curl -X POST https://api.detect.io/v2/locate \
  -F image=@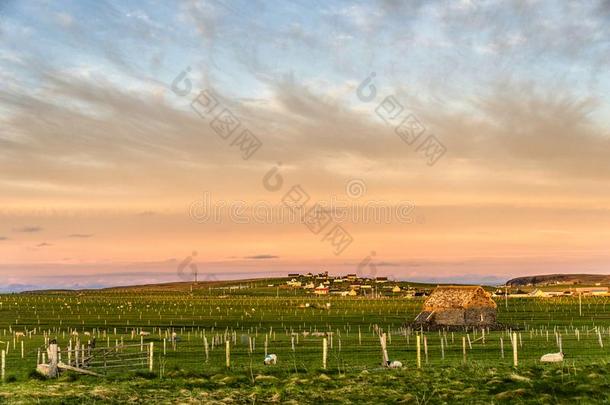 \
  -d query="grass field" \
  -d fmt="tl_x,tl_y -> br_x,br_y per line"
0,280 -> 609,403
